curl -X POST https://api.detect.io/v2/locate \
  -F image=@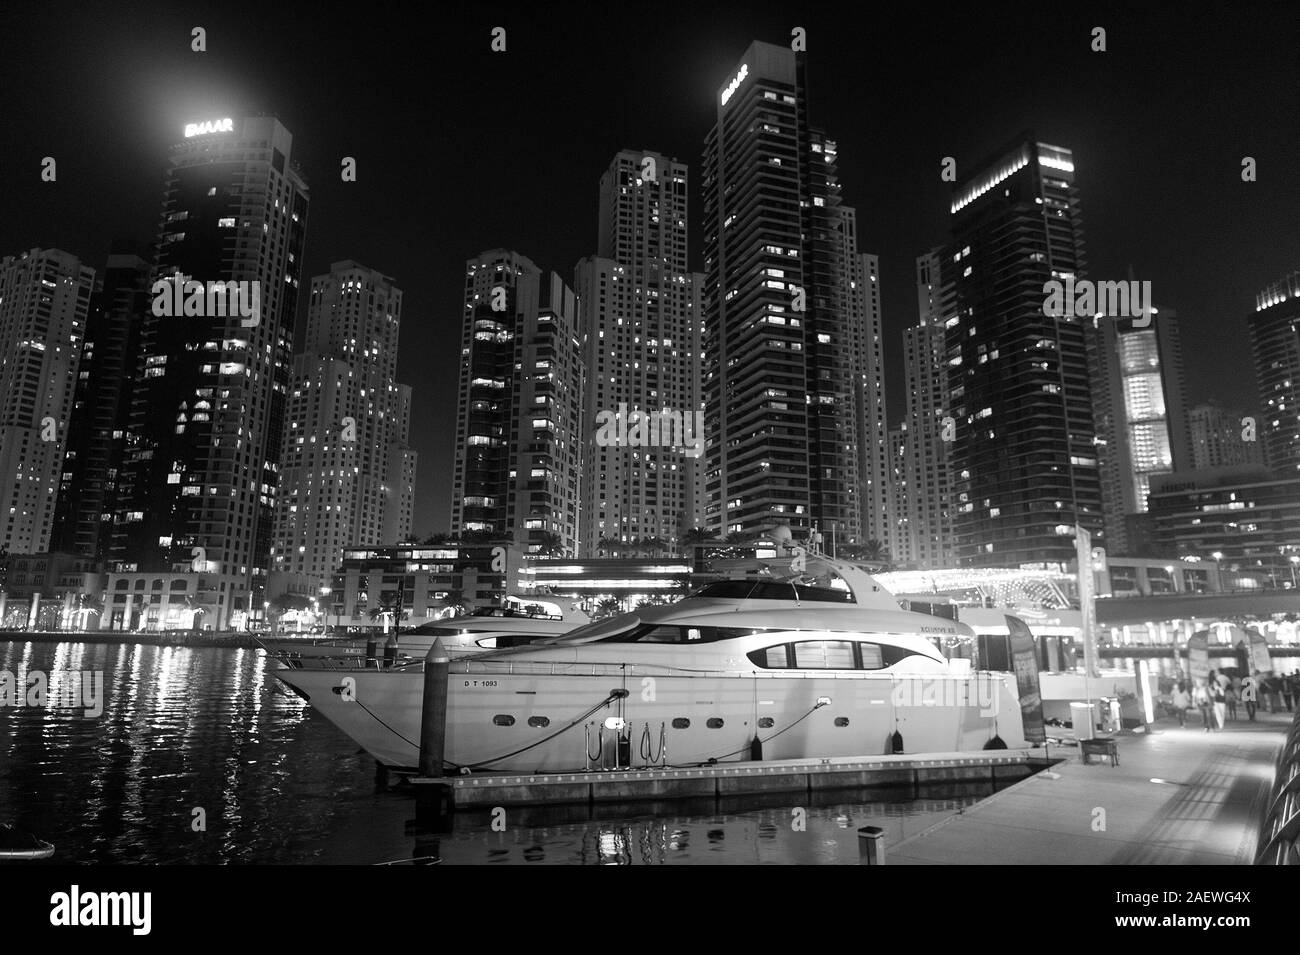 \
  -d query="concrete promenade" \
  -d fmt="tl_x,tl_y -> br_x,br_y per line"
891,710 -> 1292,864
